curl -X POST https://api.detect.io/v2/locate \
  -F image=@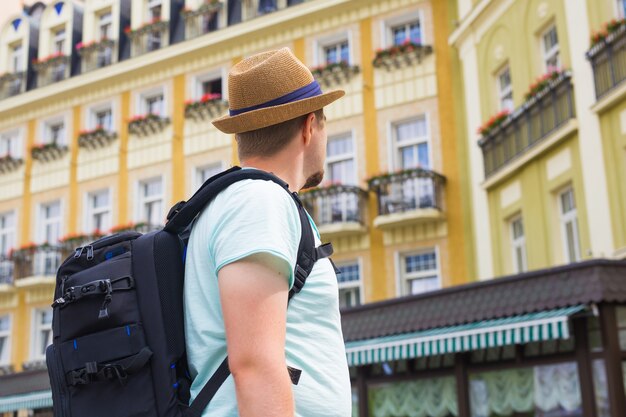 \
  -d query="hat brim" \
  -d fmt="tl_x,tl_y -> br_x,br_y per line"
212,89 -> 345,134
